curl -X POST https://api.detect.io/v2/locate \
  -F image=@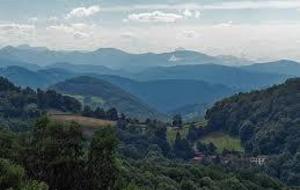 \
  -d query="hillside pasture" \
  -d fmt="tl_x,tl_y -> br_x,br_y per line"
200,132 -> 244,153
